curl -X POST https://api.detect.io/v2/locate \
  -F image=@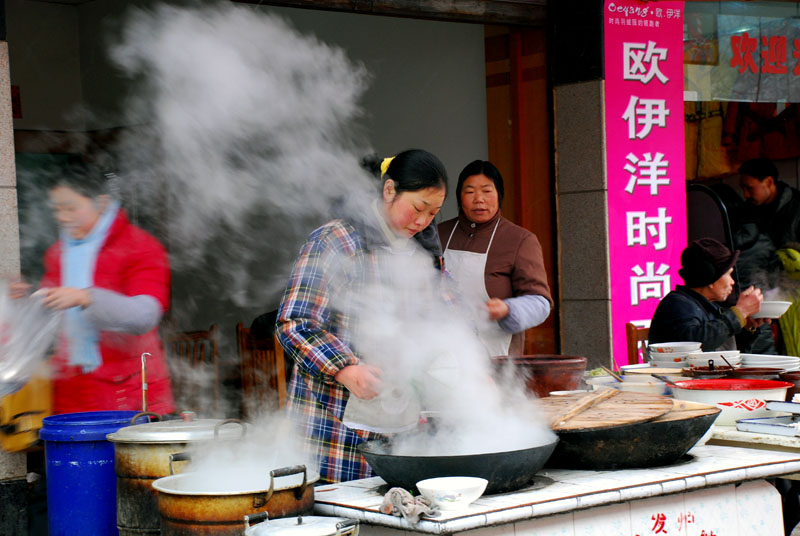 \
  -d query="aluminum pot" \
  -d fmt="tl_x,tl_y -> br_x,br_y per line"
153,464 -> 319,536
106,413 -> 248,536
244,513 -> 358,536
